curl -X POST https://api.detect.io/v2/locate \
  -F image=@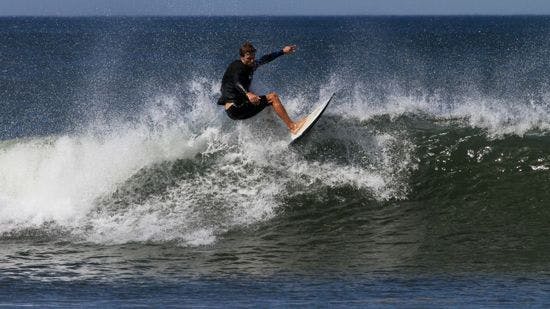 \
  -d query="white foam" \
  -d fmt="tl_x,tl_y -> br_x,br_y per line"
0,126 -> 218,231
453,97 -> 550,137
339,82 -> 550,137
0,78 -> 419,246
0,79 -> 223,236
